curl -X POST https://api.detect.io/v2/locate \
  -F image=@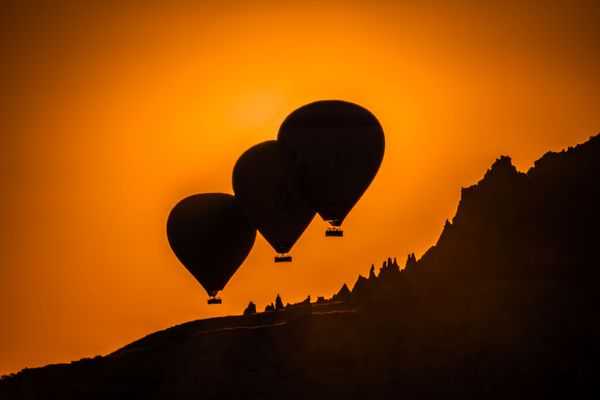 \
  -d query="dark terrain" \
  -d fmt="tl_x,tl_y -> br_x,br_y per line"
1,135 -> 599,399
